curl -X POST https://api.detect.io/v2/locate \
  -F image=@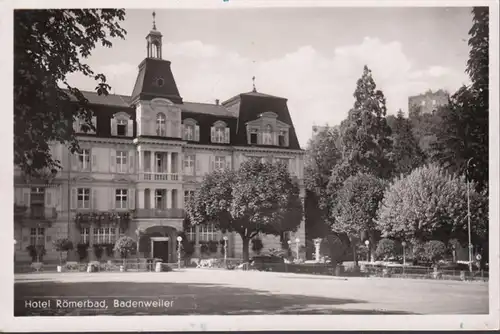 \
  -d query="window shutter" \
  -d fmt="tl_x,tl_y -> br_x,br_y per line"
46,190 -> 52,207
71,154 -> 78,171
195,125 -> 200,141
22,189 -> 30,206
196,157 -> 201,174
110,149 -> 116,173
129,151 -> 135,173
224,128 -> 230,143
110,119 -> 117,136
273,132 -> 278,146
210,127 -> 215,142
209,156 -> 214,172
70,188 -> 77,210
181,124 -> 186,140
257,132 -> 262,145
91,152 -> 97,171
127,119 -> 133,137
92,189 -> 97,209
110,189 -> 115,210
129,189 -> 135,209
